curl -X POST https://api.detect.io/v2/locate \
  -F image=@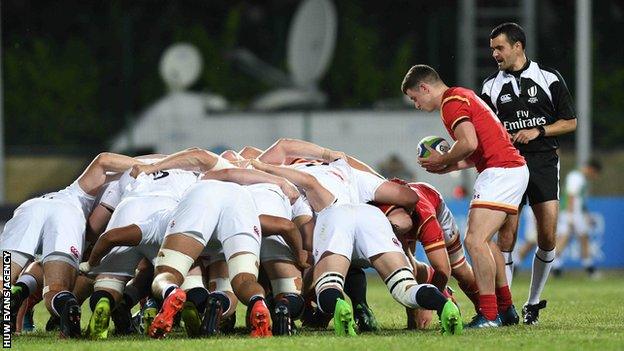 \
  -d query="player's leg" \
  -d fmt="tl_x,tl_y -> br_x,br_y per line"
112,259 -> 153,335
497,213 -> 520,286
463,207 -> 508,327
149,233 -> 204,338
179,264 -> 207,337
87,273 -> 130,339
42,259 -> 81,338
524,200 -> 558,325
312,253 -> 354,336
264,259 -> 304,336
12,261 -> 43,333
446,236 -> 479,312
202,259 -> 238,335
491,241 -> 518,326
344,265 -> 379,332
